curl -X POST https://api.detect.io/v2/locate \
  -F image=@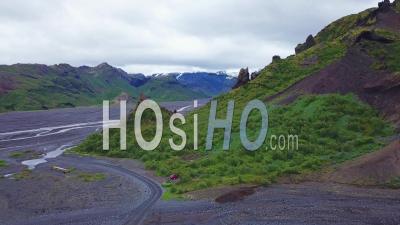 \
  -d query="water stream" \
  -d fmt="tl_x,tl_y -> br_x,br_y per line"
22,145 -> 73,169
